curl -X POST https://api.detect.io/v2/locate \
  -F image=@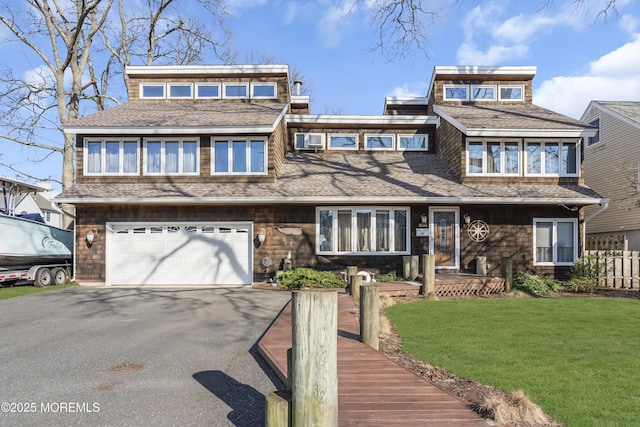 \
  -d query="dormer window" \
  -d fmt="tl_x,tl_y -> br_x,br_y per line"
168,83 -> 193,99
470,85 -> 496,101
295,133 -> 325,150
223,83 -> 249,99
250,82 -> 277,99
398,134 -> 428,151
365,134 -> 395,150
328,134 -> 358,150
499,85 -> 524,101
443,85 -> 469,101
140,83 -> 165,99
195,83 -> 221,99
